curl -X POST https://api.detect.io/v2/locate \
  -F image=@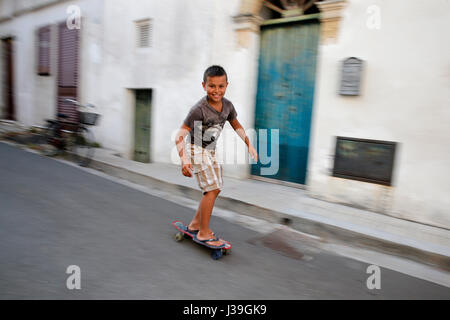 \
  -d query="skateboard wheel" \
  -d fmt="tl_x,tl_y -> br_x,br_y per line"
174,232 -> 184,242
223,248 -> 231,256
211,249 -> 223,260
